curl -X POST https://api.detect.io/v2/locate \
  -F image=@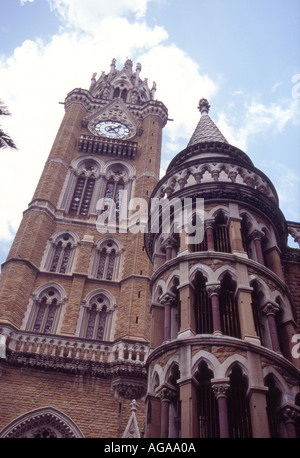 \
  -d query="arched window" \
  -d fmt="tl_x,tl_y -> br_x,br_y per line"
167,364 -> 181,438
102,175 -> 125,222
69,173 -> 95,216
265,373 -> 282,438
57,158 -> 104,218
227,365 -> 252,438
43,232 -> 77,274
196,361 -> 219,438
219,273 -> 240,338
250,280 -> 265,345
113,87 -> 128,102
0,407 -> 83,438
193,272 -> 212,334
80,292 -> 115,341
27,286 -> 64,335
214,211 -> 231,253
92,239 -> 121,281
